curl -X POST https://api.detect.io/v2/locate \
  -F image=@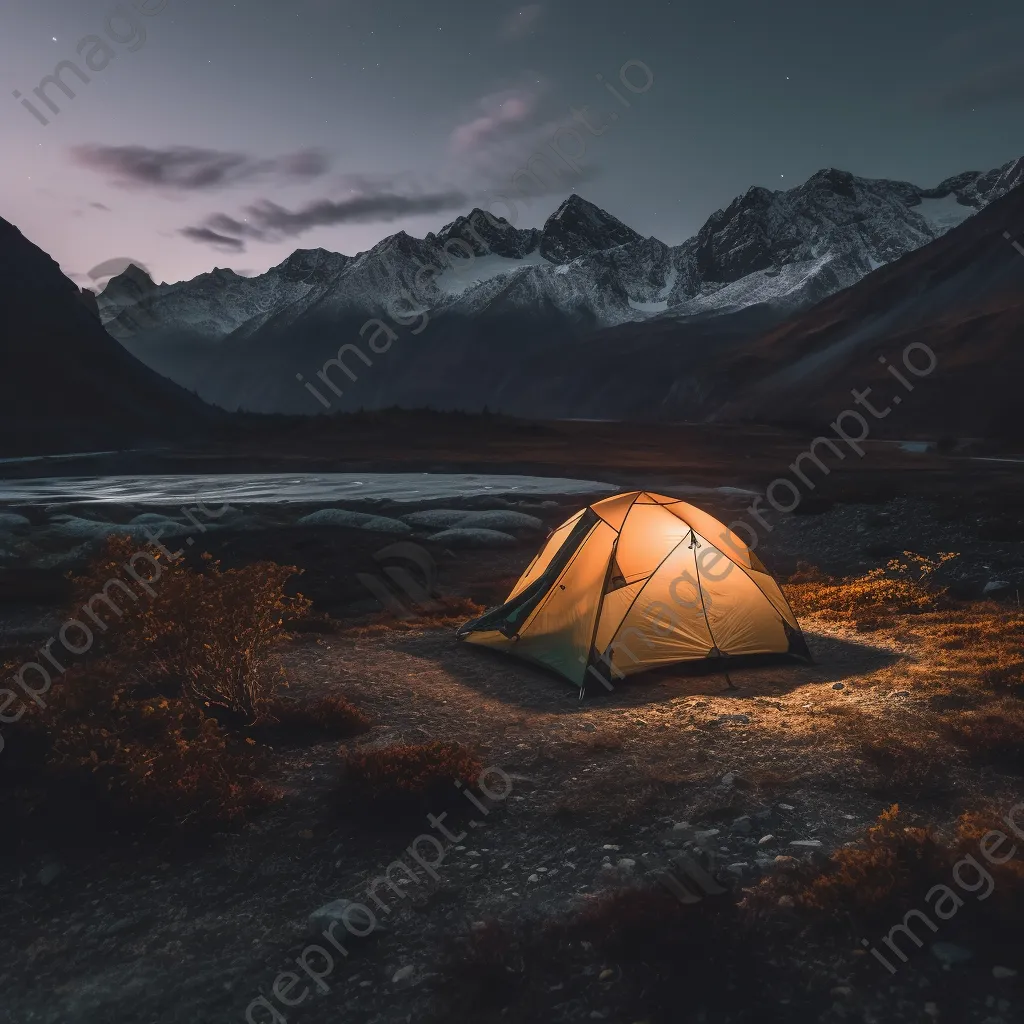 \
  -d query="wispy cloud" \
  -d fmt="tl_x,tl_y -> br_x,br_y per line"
180,181 -> 469,251
501,4 -> 544,40
450,85 -> 542,154
70,145 -> 331,190
89,201 -> 110,211
180,226 -> 247,252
